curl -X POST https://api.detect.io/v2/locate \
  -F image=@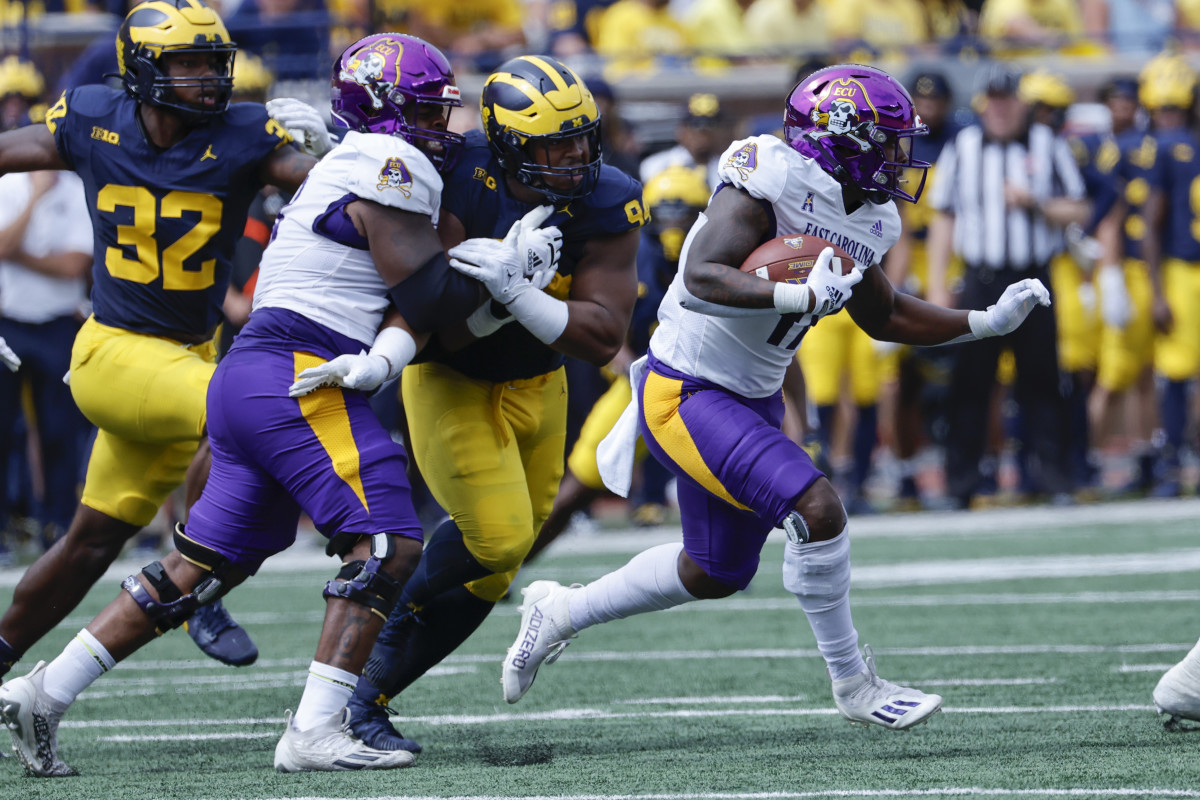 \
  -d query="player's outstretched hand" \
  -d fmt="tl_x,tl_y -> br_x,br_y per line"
0,336 -> 19,372
806,247 -> 864,318
969,278 -> 1051,338
289,352 -> 389,397
1097,264 -> 1132,330
266,98 -> 337,158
